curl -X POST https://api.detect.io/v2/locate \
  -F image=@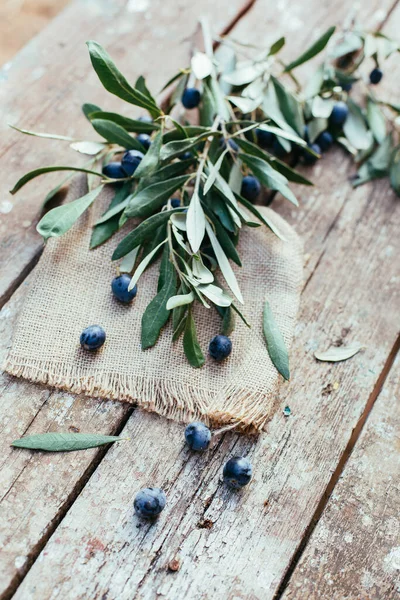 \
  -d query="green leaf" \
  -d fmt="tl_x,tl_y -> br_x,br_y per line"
11,432 -> 123,452
204,151 -> 228,195
183,310 -> 205,368
367,100 -> 386,144
9,124 -> 74,142
163,126 -> 208,143
209,192 -> 236,232
119,246 -> 140,273
239,153 -> 299,206
90,215 -> 120,248
263,300 -> 290,380
140,159 -> 194,189
390,145 -> 400,195
166,292 -> 194,310
235,194 -> 286,240
343,101 -> 372,151
284,26 -> 335,71
10,166 -> 103,195
199,81 -> 217,127
82,103 -> 101,120
135,75 -> 158,107
187,190 -> 206,253
133,130 -> 162,178
112,210 -> 178,259
88,111 -> 159,133
160,131 -> 218,162
86,41 -> 161,118
206,222 -> 243,304
141,246 -> 177,349
204,207 -> 241,265
271,77 -> 304,136
256,124 -> 306,147
234,138 -> 312,185
90,183 -> 131,248
129,239 -> 167,289
221,306 -> 235,336
91,119 -> 144,151
37,186 -> 103,241
269,36 -> 285,55
124,175 -> 189,218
